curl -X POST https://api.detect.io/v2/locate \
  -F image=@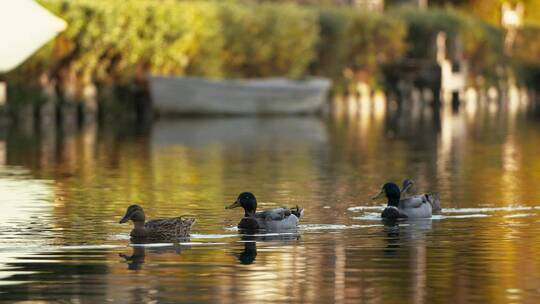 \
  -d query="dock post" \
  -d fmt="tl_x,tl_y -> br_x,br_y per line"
0,82 -> 5,107
451,91 -> 460,112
